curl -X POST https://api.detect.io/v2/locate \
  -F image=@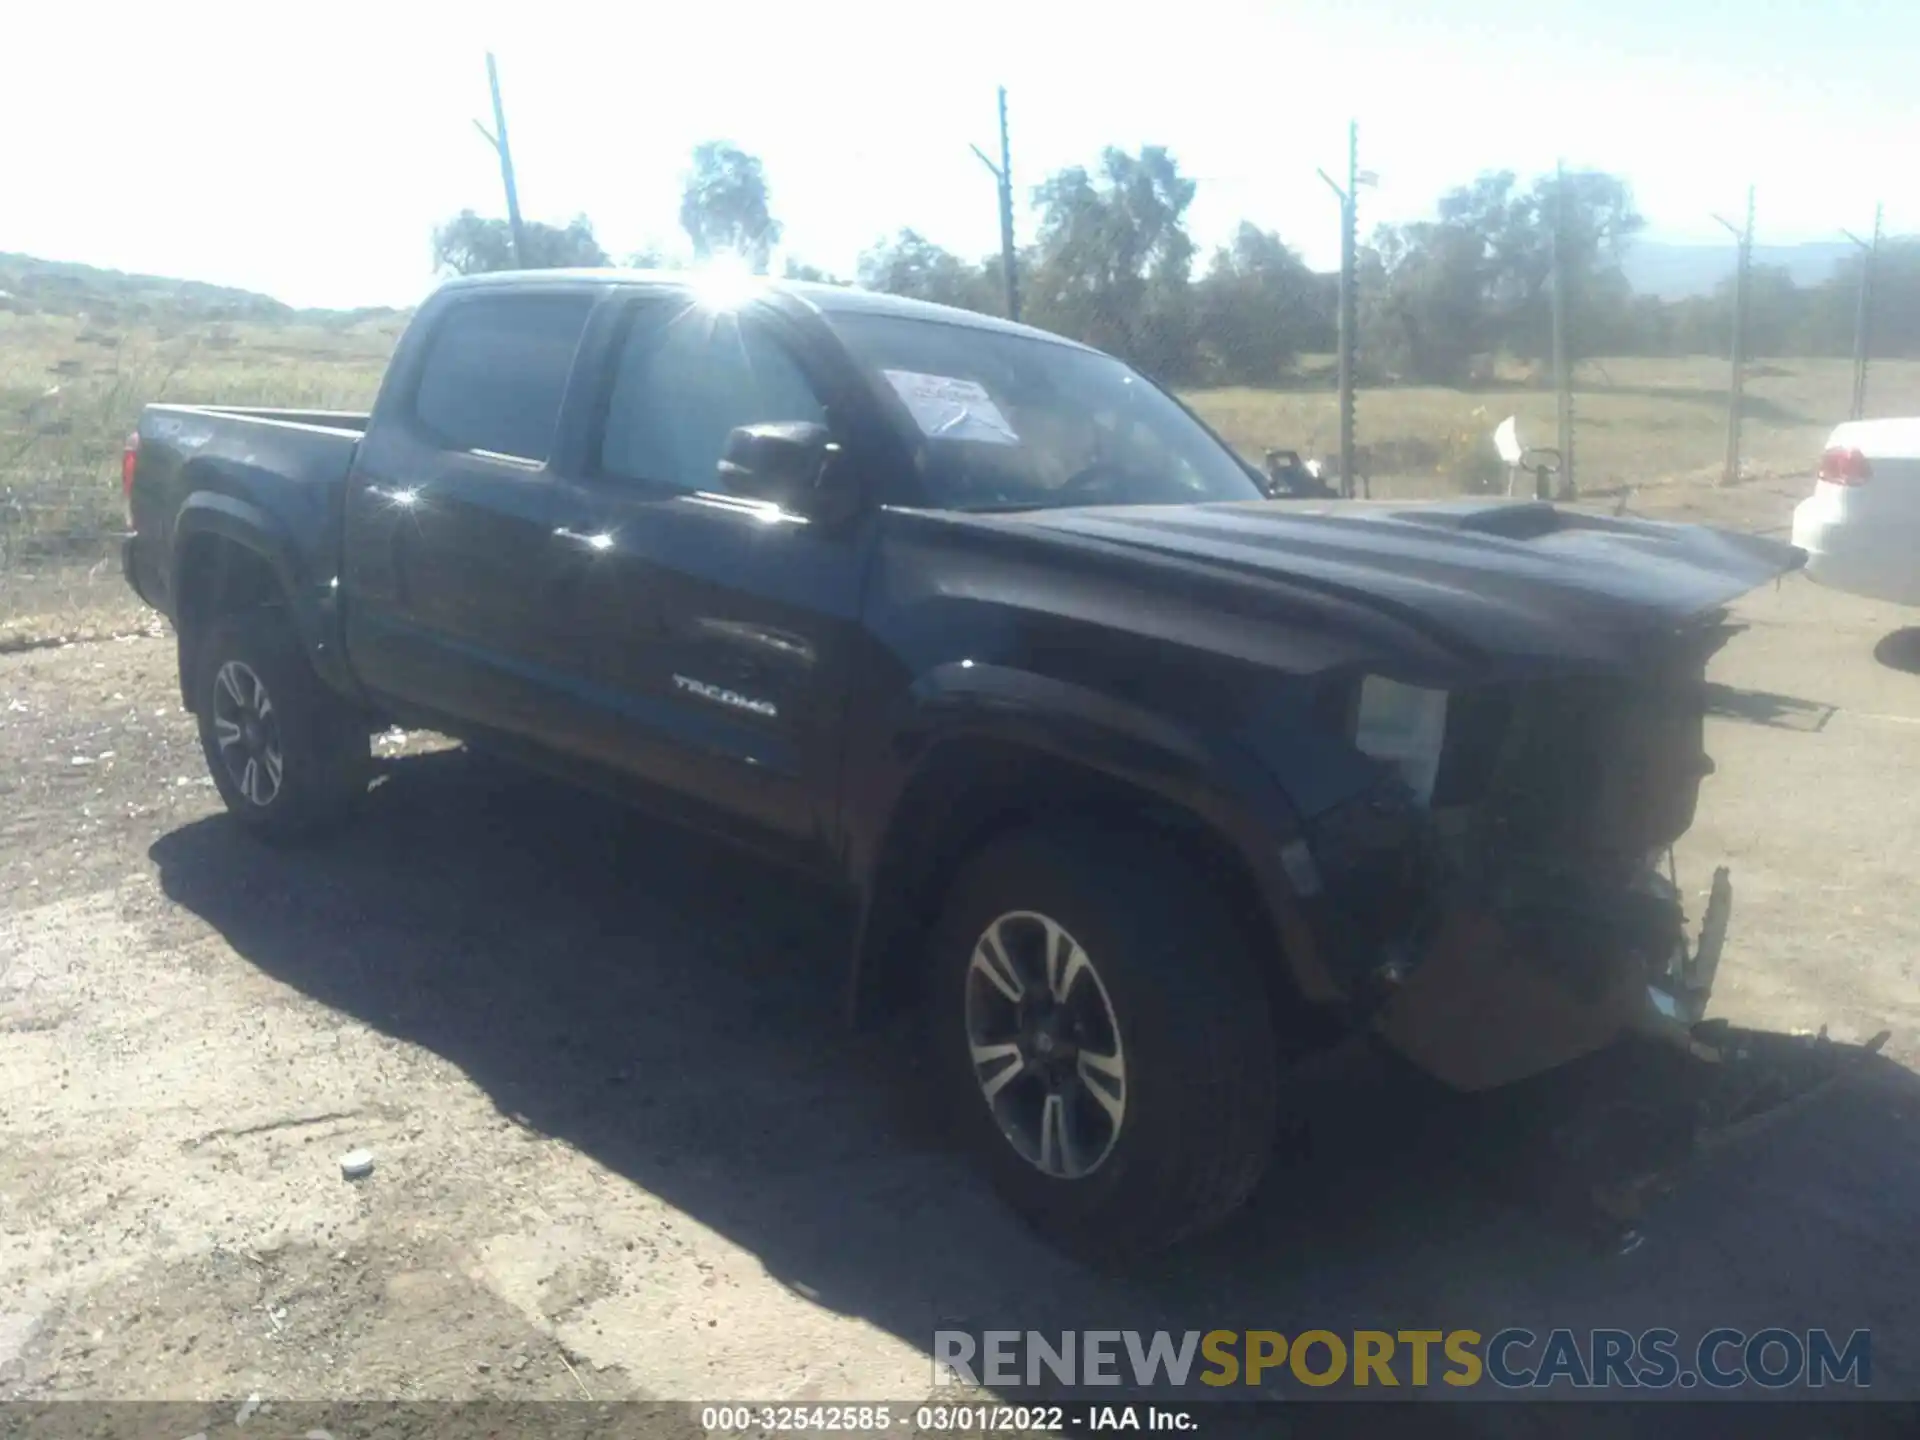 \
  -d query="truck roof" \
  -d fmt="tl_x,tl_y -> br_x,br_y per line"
432,267 -> 1093,350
